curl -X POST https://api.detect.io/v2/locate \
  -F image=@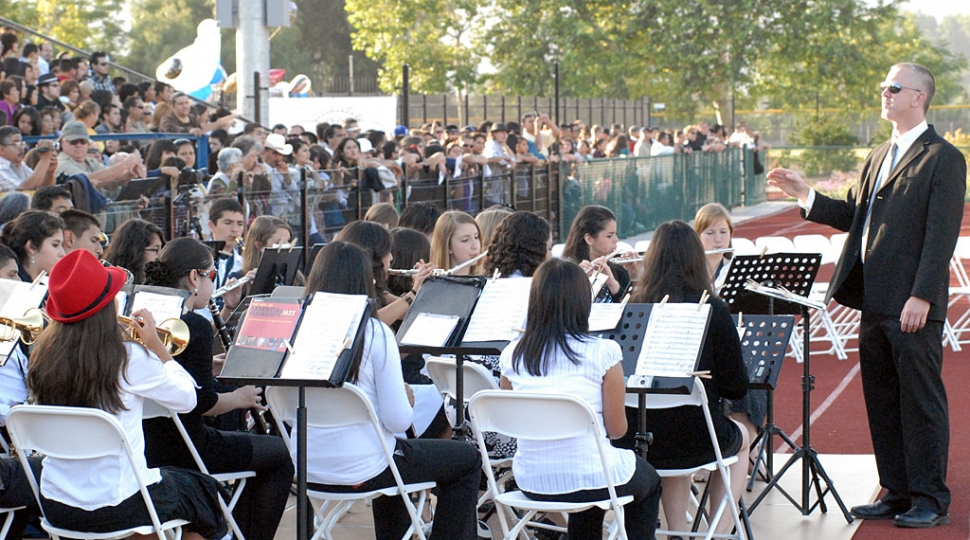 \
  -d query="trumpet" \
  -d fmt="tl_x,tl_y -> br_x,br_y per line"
118,314 -> 190,356
0,308 -> 49,345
